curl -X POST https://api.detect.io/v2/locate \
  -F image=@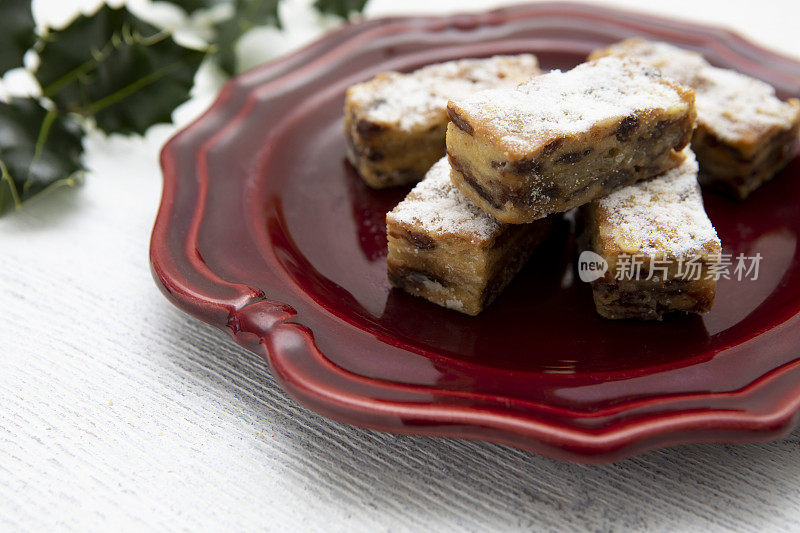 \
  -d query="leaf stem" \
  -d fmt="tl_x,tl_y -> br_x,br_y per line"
41,55 -> 99,98
33,107 -> 58,161
0,159 -> 23,211
83,60 -> 186,117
